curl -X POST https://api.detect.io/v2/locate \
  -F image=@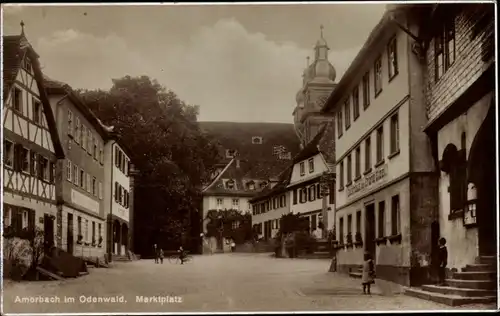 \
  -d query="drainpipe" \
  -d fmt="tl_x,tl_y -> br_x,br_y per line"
108,140 -> 116,262
55,94 -> 69,249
